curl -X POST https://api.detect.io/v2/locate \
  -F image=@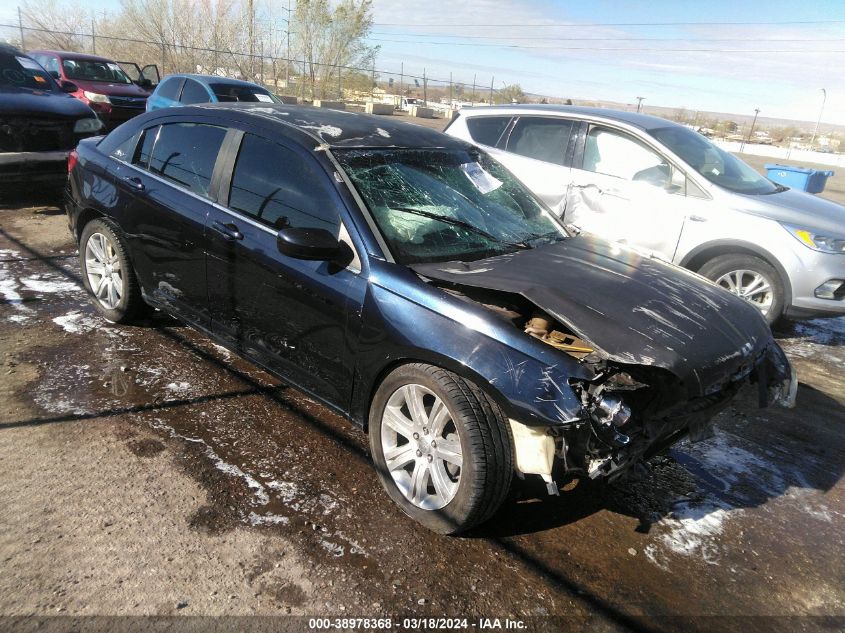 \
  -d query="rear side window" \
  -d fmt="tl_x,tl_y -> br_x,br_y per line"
506,117 -> 573,166
465,116 -> 511,147
156,77 -> 183,100
180,79 -> 210,104
228,134 -> 339,234
143,122 -> 226,197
